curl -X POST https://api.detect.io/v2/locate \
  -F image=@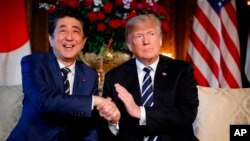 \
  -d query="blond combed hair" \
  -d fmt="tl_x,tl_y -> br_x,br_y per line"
125,14 -> 162,39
